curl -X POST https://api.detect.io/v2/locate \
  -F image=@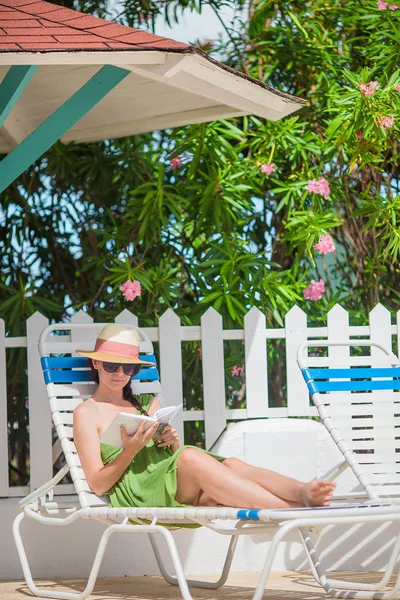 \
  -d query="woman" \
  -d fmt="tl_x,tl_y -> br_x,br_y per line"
73,324 -> 335,509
